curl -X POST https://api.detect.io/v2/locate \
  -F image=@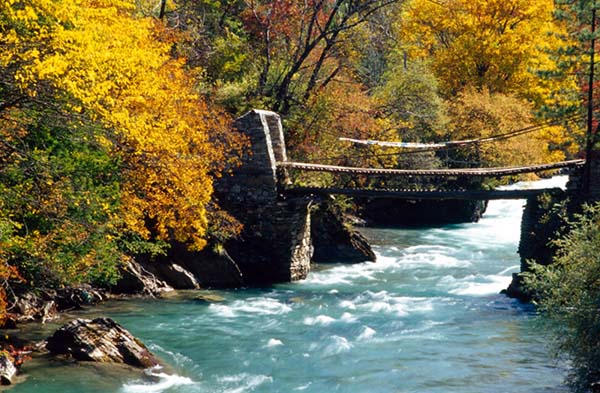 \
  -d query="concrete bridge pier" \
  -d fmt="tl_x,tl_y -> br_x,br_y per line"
214,109 -> 312,285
